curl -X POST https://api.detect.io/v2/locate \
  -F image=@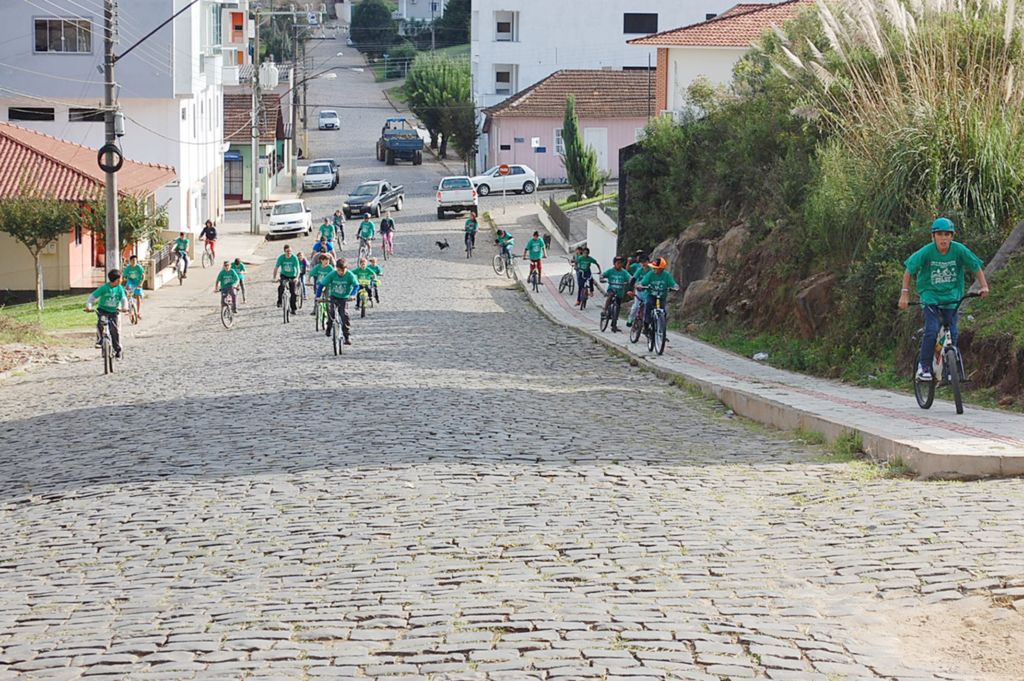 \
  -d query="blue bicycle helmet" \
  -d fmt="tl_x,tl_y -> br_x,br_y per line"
931,217 -> 955,233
